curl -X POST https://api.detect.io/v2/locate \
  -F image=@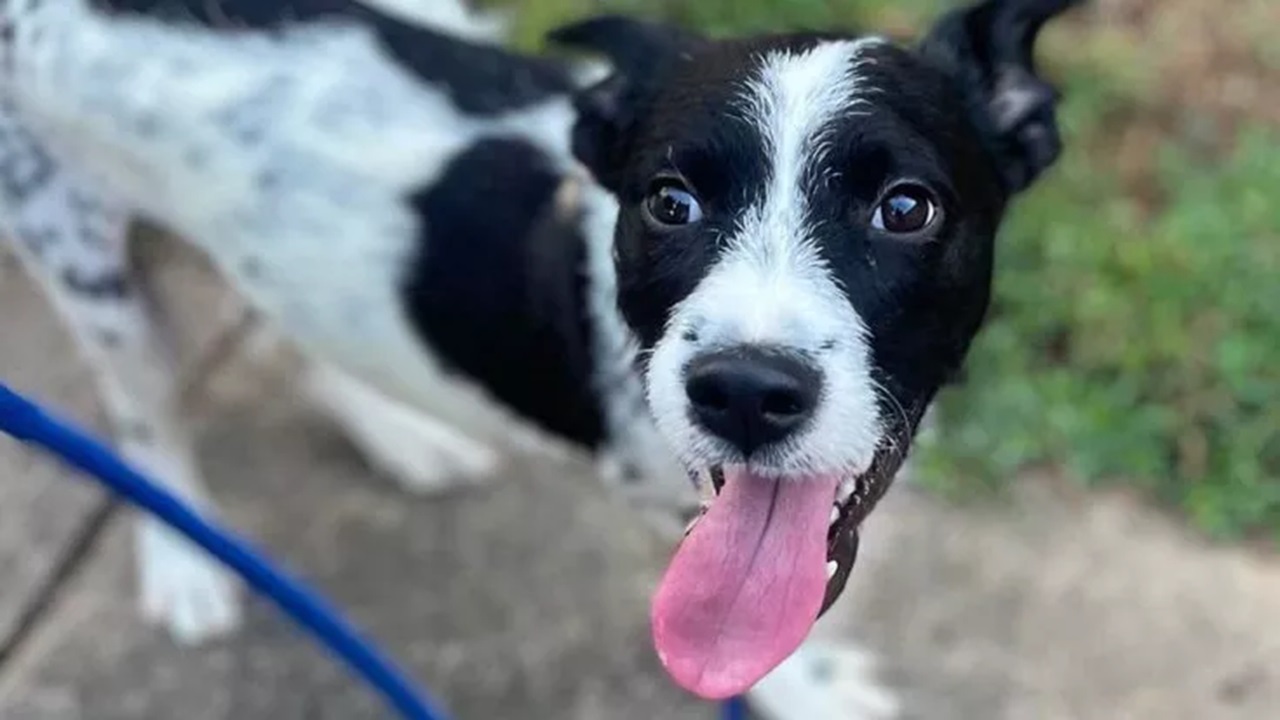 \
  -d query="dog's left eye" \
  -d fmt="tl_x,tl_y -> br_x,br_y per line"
871,184 -> 939,235
644,180 -> 704,227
